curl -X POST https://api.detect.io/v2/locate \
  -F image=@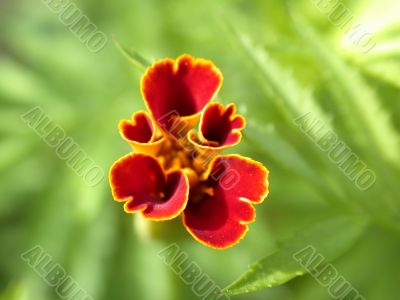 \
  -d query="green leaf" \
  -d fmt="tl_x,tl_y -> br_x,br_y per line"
287,9 -> 400,169
113,36 -> 152,71
223,216 -> 367,296
245,122 -> 319,182
358,57 -> 400,89
225,23 -> 330,126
